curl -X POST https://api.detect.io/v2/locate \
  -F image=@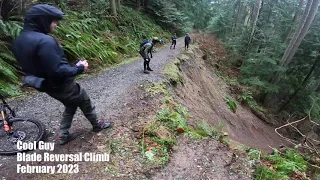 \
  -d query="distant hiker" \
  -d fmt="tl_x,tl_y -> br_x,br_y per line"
185,33 -> 191,50
139,37 -> 160,74
12,4 -> 111,145
170,33 -> 177,49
